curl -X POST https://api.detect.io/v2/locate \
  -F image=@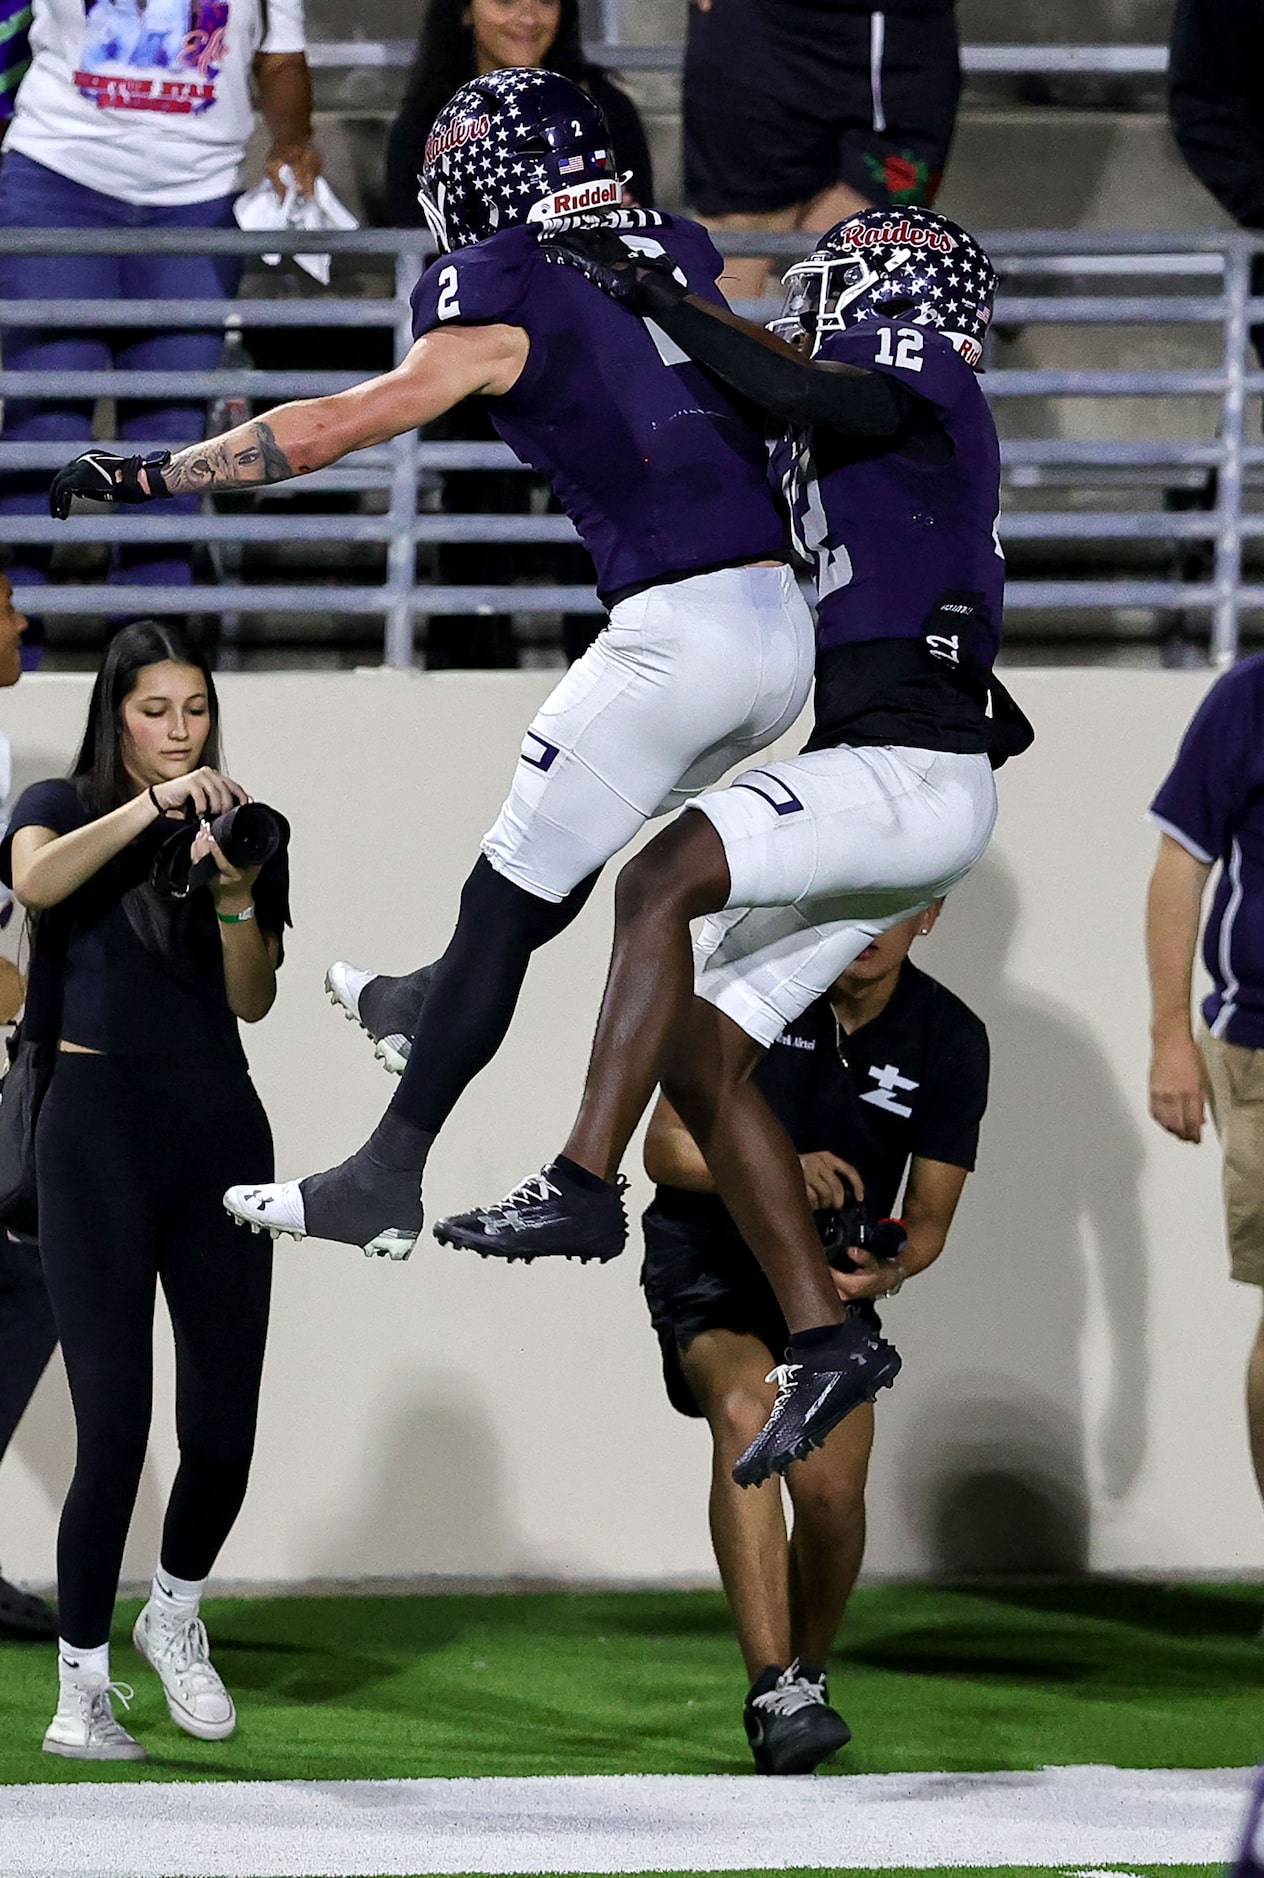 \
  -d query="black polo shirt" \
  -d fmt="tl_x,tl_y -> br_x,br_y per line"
648,960 -> 990,1246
